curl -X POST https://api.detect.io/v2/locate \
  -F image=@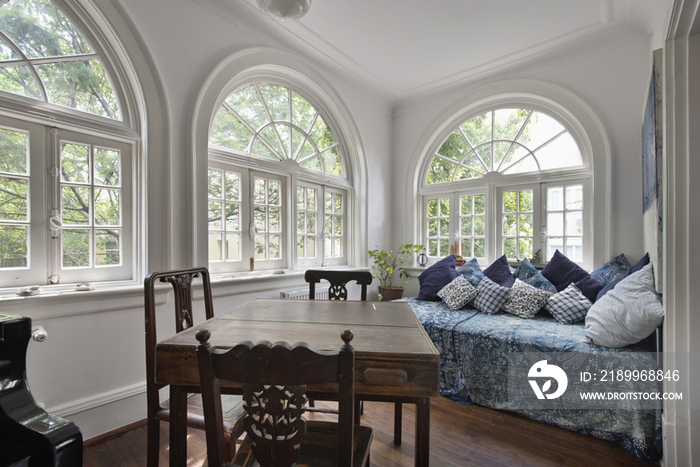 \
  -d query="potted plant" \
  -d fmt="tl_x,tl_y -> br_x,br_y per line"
368,241 -> 423,301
